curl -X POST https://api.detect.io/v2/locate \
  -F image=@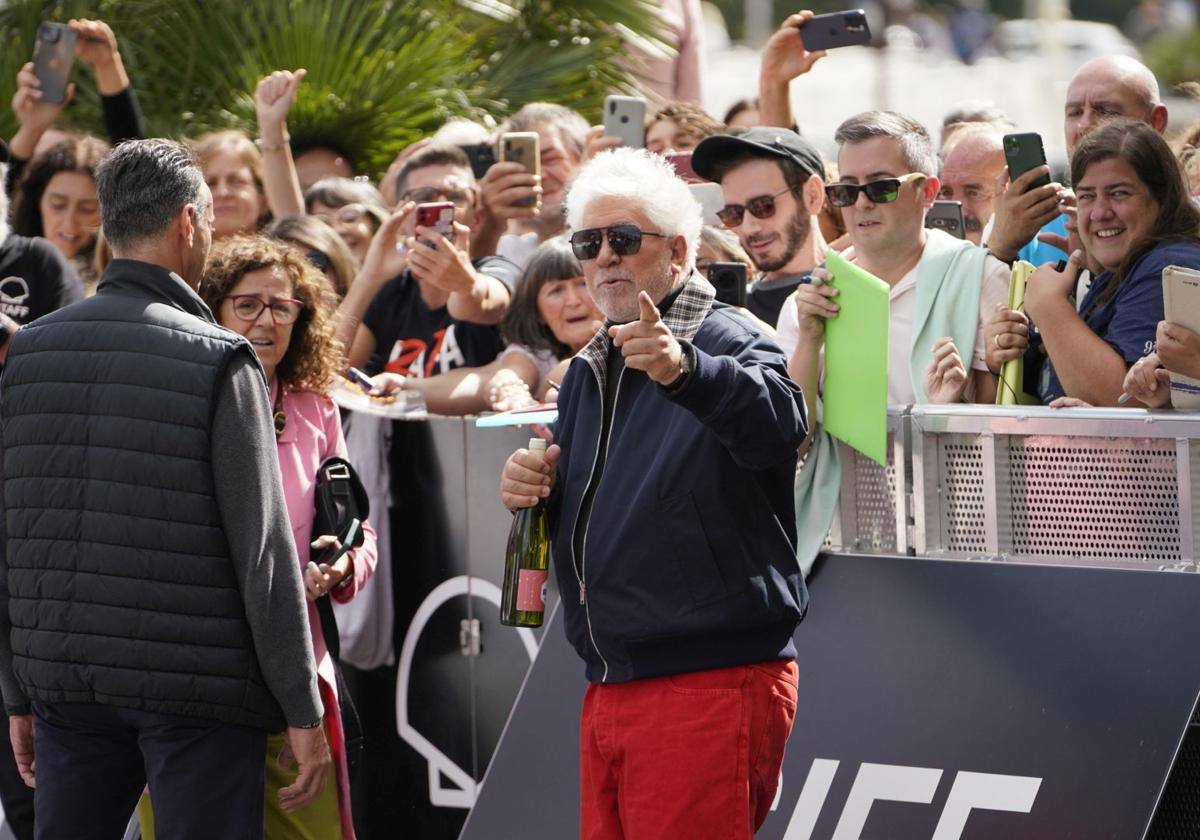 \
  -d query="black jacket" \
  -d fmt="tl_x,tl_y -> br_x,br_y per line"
549,273 -> 810,684
0,260 -> 289,730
